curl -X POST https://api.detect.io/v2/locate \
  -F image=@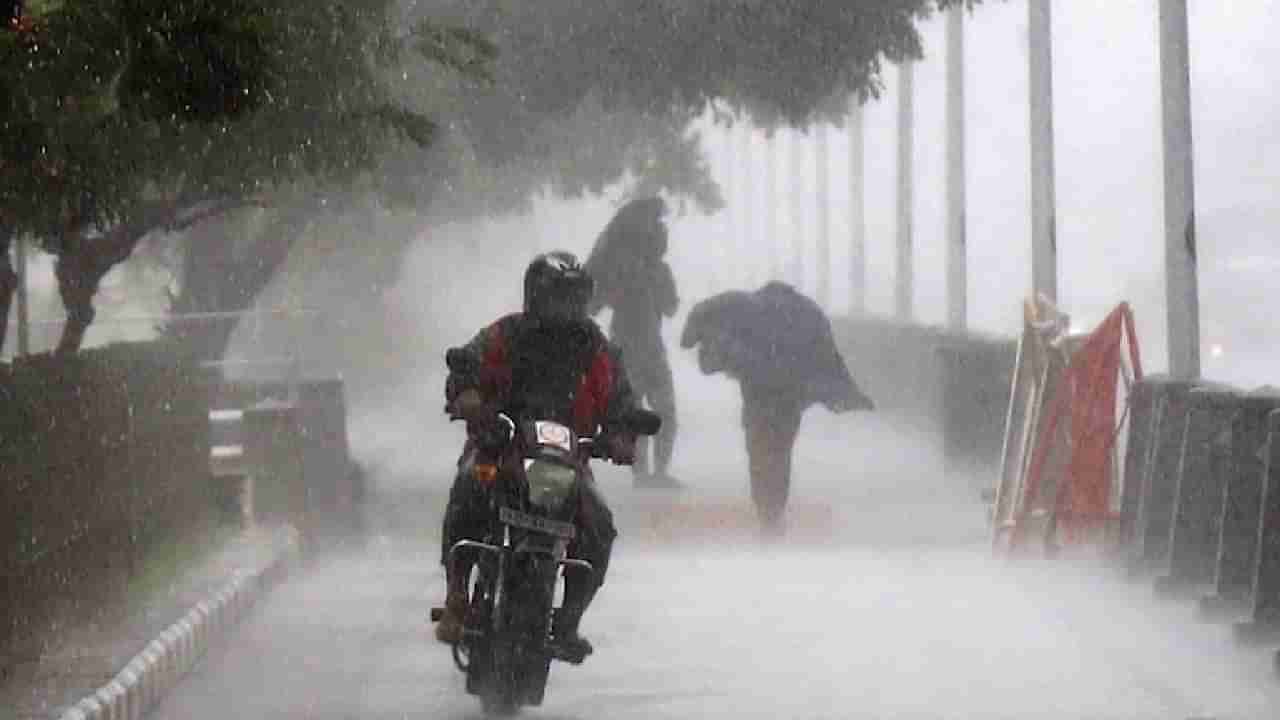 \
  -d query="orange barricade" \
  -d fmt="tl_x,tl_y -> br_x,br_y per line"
1002,302 -> 1143,552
